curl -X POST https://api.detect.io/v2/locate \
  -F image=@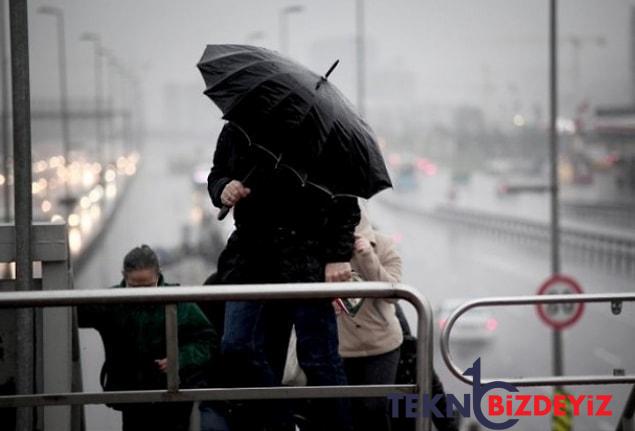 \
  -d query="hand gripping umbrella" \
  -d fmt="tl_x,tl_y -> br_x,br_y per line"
197,44 -> 392,219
